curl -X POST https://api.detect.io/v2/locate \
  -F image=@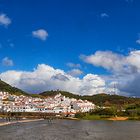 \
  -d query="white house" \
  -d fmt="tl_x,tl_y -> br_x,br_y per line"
71,100 -> 95,112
